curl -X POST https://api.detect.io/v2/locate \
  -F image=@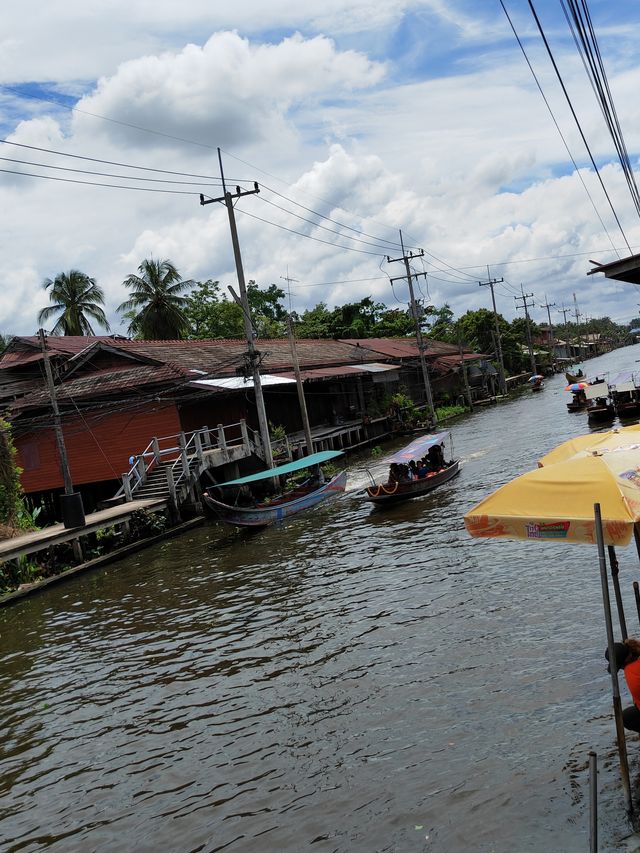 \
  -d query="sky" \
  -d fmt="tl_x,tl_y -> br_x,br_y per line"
3,0 -> 640,337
